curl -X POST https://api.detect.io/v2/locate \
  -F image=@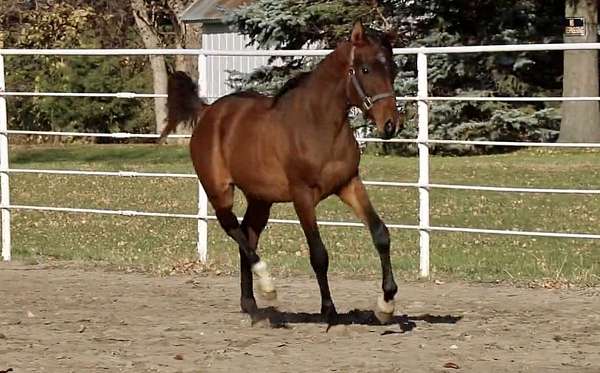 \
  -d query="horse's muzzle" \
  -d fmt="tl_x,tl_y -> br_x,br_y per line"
382,119 -> 396,140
